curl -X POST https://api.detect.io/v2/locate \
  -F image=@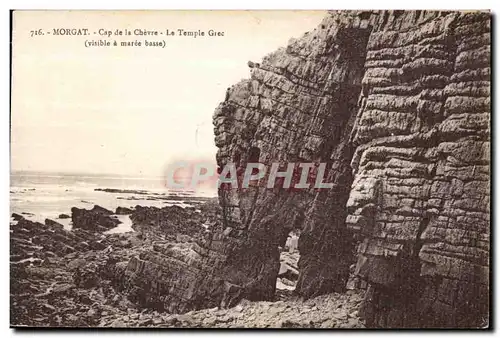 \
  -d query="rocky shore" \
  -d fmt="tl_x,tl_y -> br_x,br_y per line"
10,197 -> 365,328
98,290 -> 365,328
